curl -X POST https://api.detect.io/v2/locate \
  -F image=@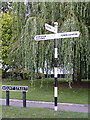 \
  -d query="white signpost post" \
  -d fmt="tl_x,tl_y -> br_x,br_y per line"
34,22 -> 80,111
